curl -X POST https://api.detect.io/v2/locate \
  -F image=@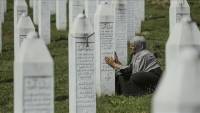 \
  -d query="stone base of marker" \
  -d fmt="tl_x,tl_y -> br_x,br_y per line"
14,32 -> 54,113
